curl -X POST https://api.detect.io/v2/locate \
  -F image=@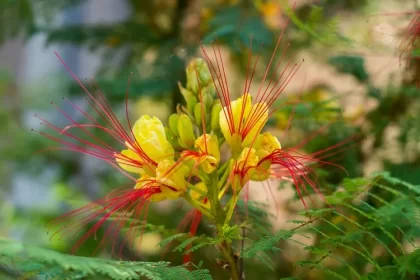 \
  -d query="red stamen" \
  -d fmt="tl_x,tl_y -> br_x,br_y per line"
183,210 -> 203,264
48,186 -> 160,256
